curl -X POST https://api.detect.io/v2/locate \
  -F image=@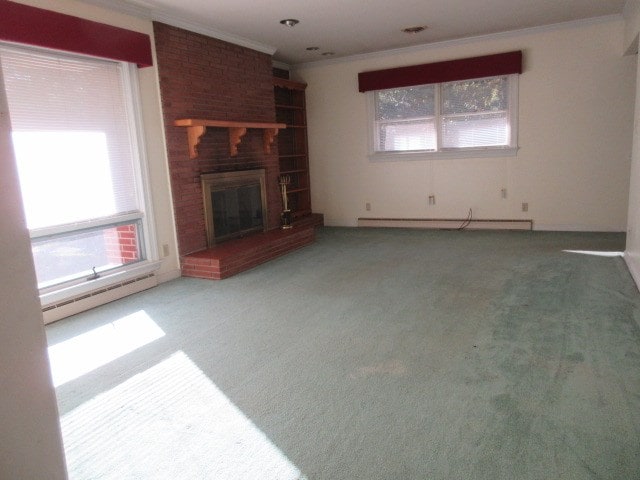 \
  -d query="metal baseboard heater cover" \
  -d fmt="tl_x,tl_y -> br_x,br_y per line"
357,217 -> 533,230
42,273 -> 157,324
